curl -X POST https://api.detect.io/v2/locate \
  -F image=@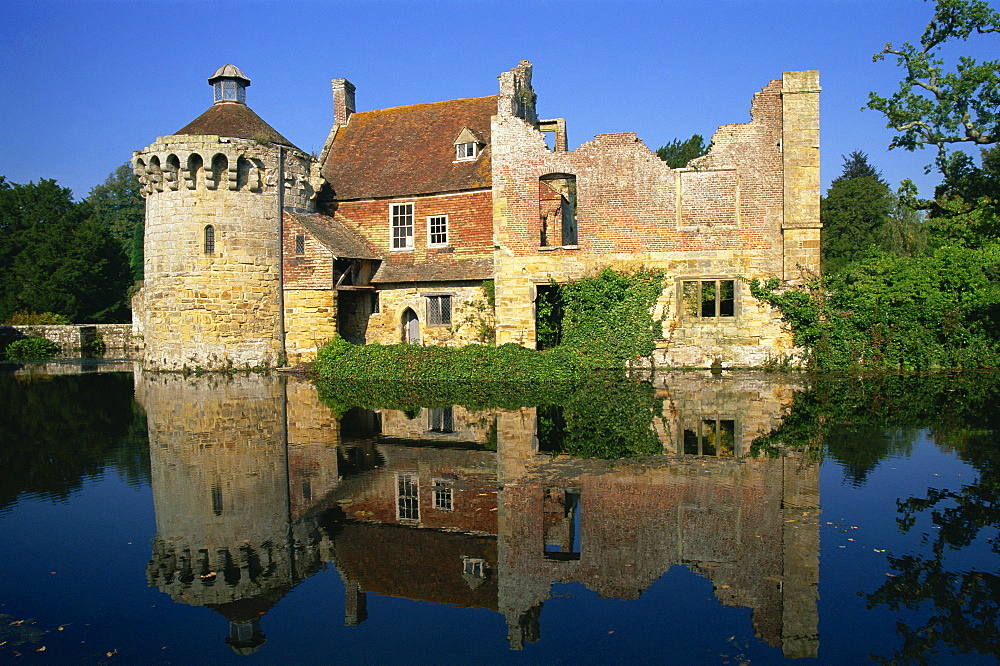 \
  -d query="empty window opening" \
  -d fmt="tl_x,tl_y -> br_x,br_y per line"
433,478 -> 454,511
539,174 -> 577,246
543,487 -> 582,561
683,419 -> 736,456
535,284 -> 564,350
427,295 -> 452,326
211,484 -> 223,516
204,225 -> 216,254
391,203 -> 414,250
428,215 -> 448,247
682,279 -> 735,318
294,234 -> 305,255
397,473 -> 419,521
